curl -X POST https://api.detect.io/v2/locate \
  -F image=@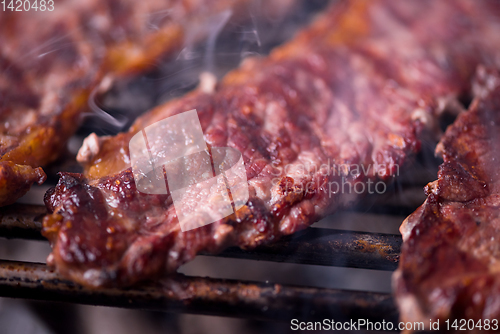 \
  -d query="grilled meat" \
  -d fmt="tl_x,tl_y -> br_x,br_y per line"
394,67 -> 500,327
44,0 -> 500,288
0,0 -> 252,206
